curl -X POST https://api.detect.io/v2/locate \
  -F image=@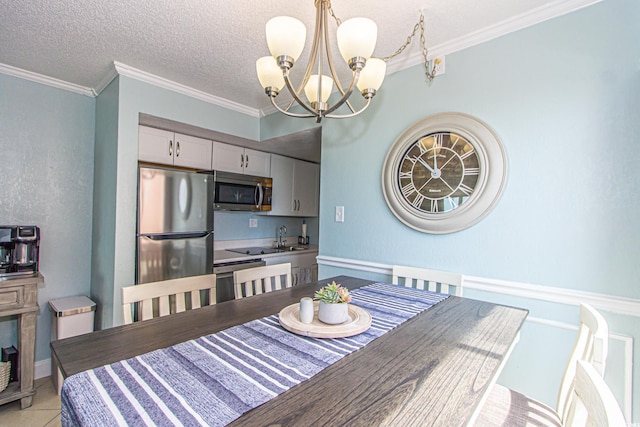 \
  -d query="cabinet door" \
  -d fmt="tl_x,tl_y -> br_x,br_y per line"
269,154 -> 295,216
293,160 -> 320,217
212,142 -> 244,174
173,133 -> 213,169
138,126 -> 174,166
243,149 -> 271,177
